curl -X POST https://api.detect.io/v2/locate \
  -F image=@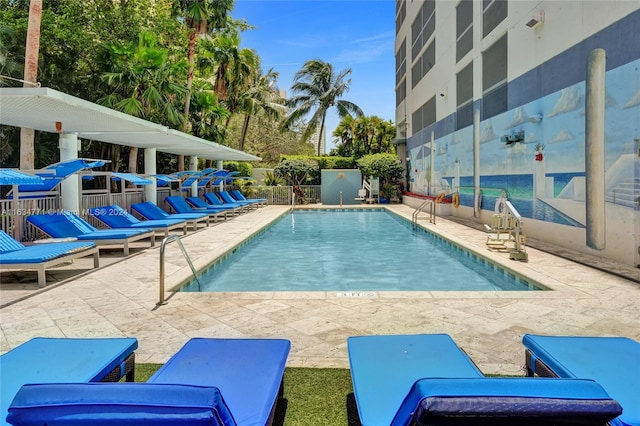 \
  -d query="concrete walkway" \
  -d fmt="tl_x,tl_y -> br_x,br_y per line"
1,205 -> 638,375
